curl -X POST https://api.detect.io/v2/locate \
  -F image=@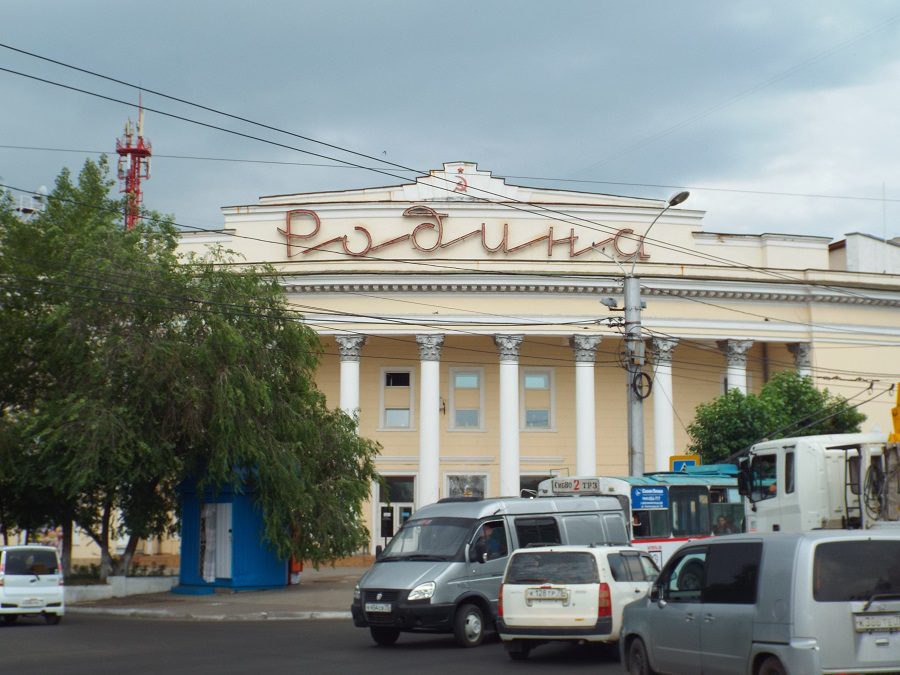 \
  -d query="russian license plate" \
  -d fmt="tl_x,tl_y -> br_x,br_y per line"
854,613 -> 900,632
365,602 -> 392,613
525,587 -> 568,601
21,598 -> 45,608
